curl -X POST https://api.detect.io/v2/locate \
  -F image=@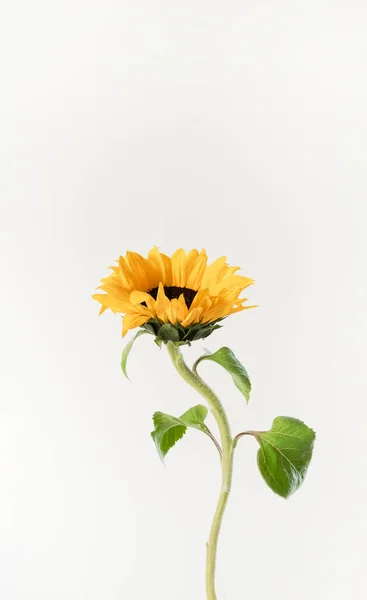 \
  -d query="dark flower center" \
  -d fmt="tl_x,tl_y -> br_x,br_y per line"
147,286 -> 197,309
